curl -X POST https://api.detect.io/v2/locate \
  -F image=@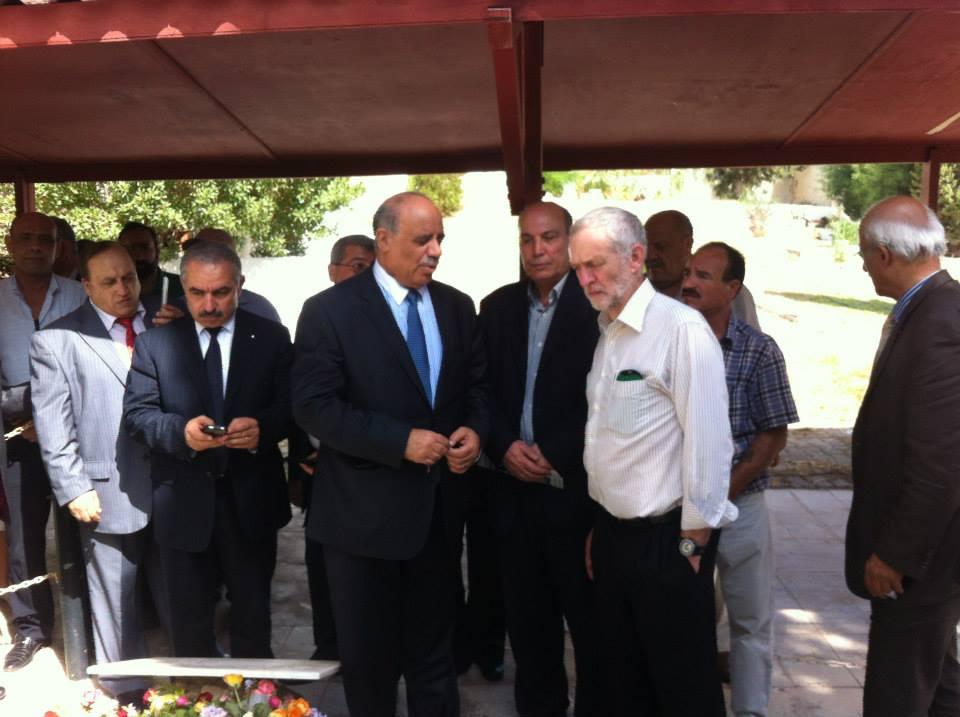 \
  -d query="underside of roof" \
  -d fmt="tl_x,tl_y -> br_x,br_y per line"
2,1 -> 960,210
